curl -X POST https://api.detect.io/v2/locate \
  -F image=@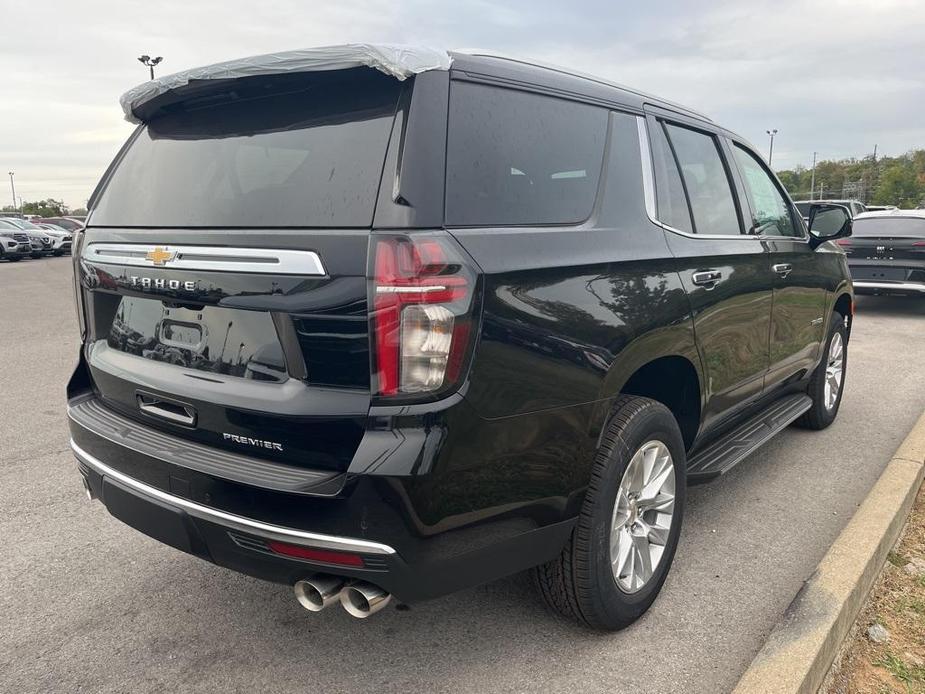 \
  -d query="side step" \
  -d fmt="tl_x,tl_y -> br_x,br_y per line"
686,393 -> 812,483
